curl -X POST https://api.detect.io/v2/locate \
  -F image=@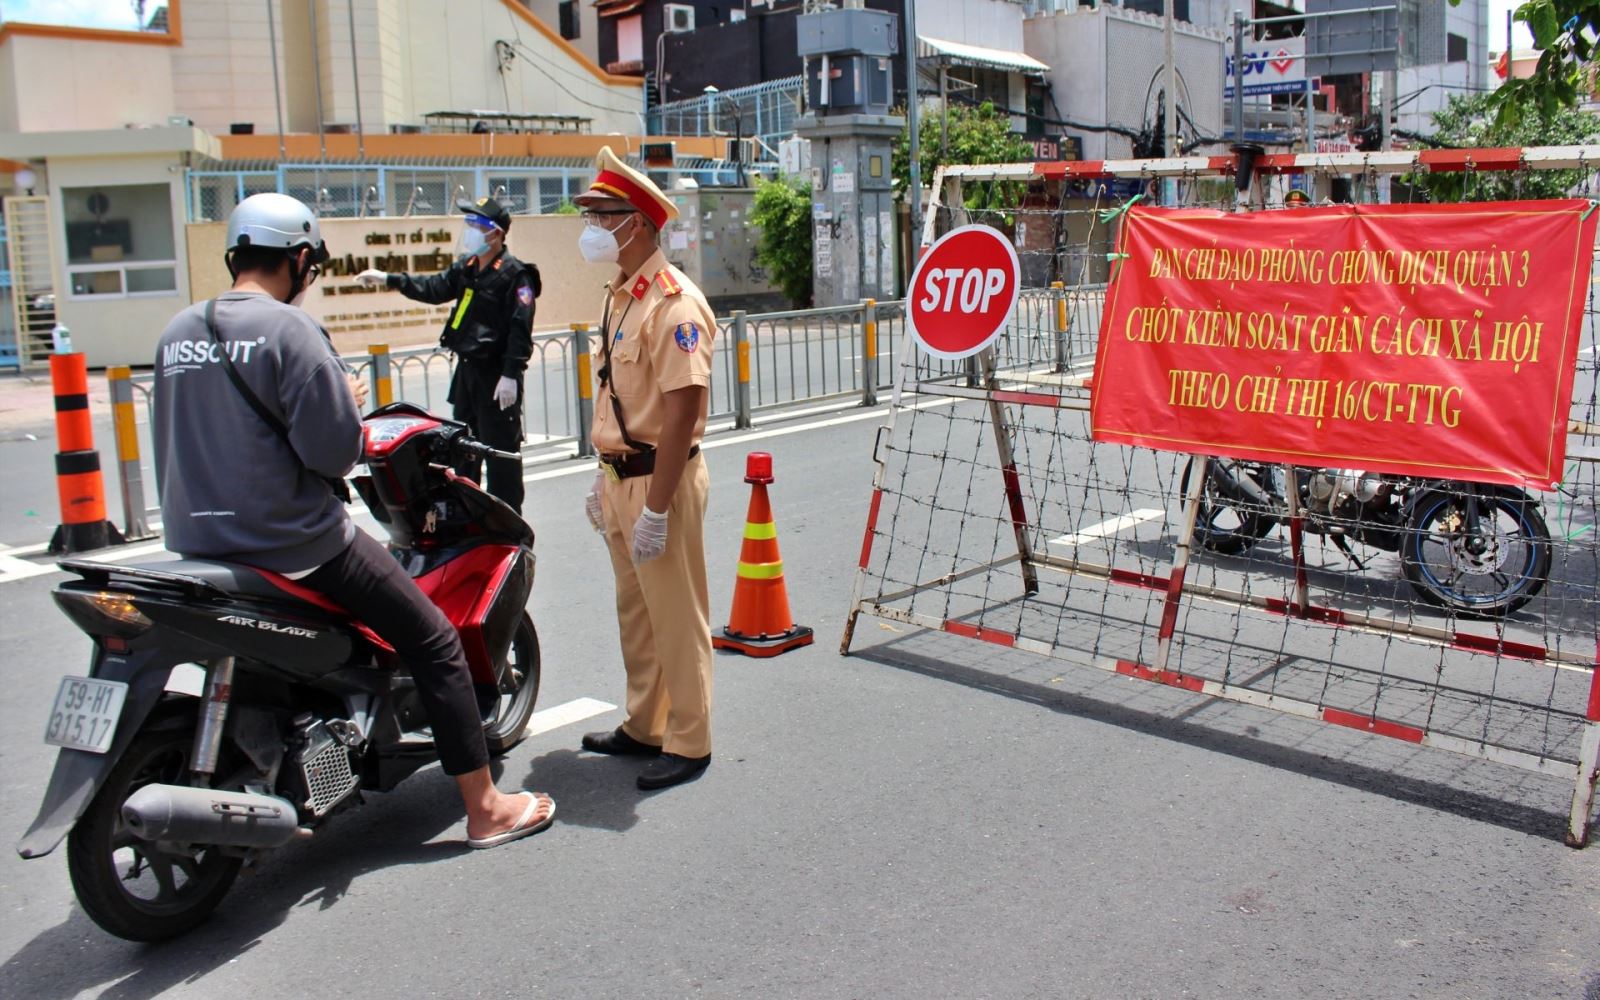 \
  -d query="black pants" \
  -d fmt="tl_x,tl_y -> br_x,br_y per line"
303,531 -> 489,776
448,362 -> 524,513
